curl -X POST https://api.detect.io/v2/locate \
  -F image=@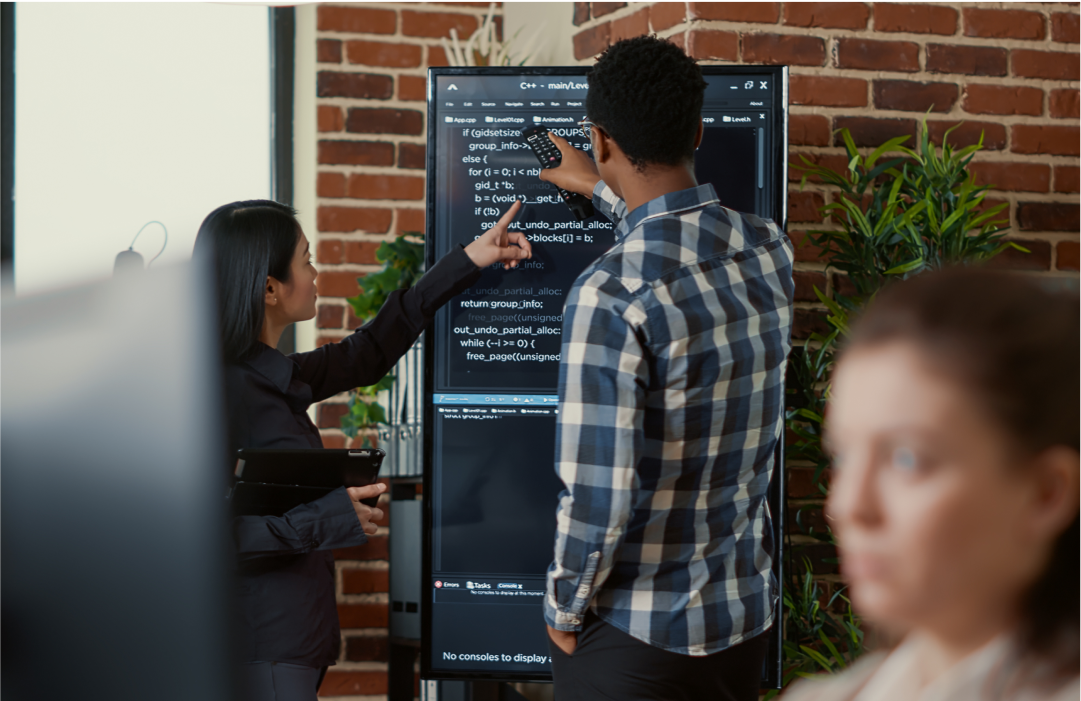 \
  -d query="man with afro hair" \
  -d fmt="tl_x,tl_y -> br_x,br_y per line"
539,35 -> 794,700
